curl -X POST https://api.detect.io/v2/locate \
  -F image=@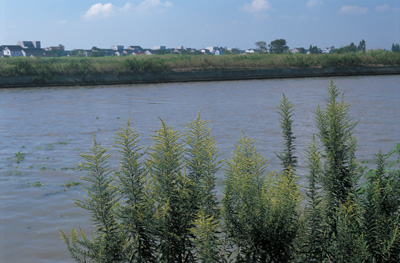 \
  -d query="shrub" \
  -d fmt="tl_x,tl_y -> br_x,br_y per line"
60,82 -> 400,263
